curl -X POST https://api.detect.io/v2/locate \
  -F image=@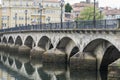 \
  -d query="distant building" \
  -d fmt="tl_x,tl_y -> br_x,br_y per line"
0,5 -> 2,29
0,0 -> 64,29
103,7 -> 120,19
1,0 -> 33,29
72,0 -> 98,20
43,0 -> 62,23
64,12 -> 74,21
